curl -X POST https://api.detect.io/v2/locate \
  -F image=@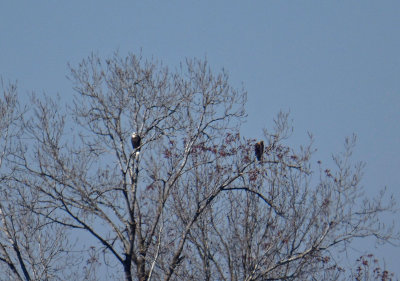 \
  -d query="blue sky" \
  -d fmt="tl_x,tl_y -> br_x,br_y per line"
1,0 -> 399,275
